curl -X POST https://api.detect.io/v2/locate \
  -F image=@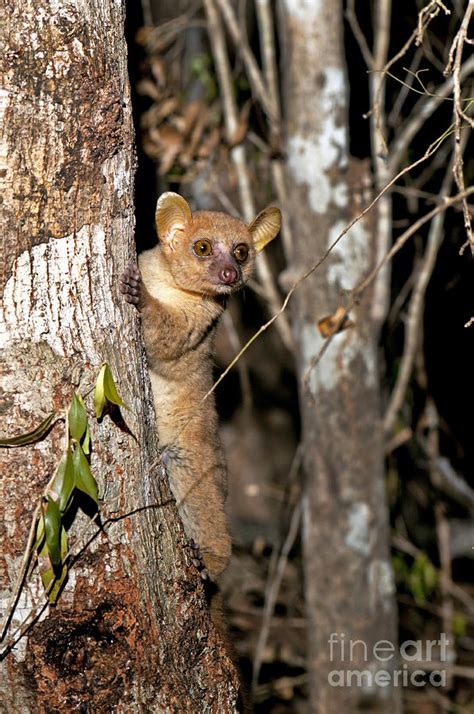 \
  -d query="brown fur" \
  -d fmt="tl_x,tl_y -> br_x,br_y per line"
120,193 -> 281,582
